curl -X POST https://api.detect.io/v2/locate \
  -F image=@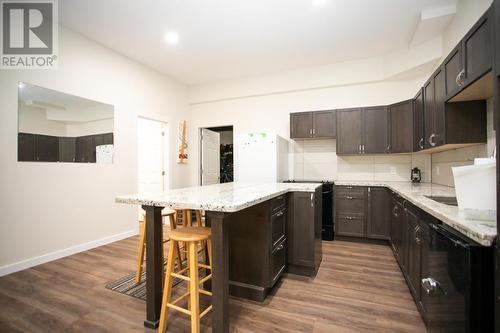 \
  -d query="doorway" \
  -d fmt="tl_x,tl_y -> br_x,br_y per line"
200,126 -> 233,185
137,117 -> 169,194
